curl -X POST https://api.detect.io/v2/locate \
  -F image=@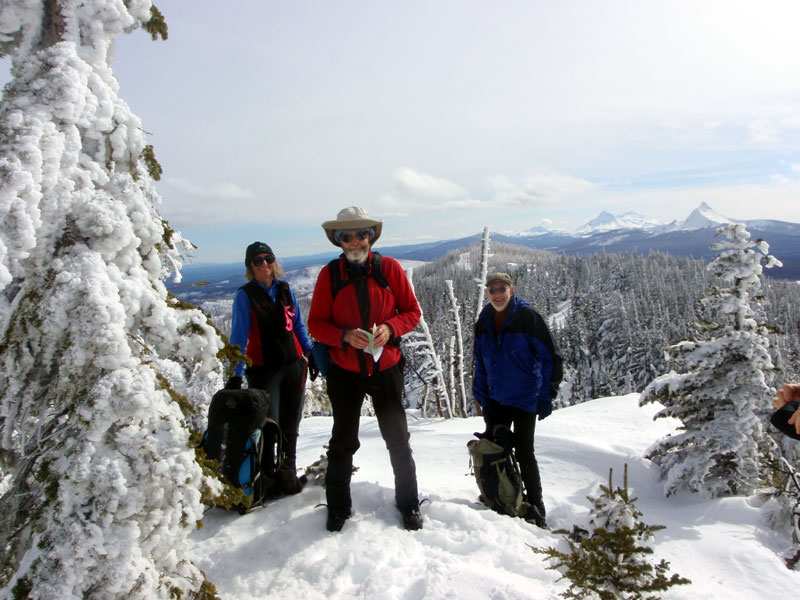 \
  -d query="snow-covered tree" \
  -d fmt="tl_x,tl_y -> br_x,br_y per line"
406,268 -> 452,417
0,2 -> 225,597
640,224 -> 782,498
